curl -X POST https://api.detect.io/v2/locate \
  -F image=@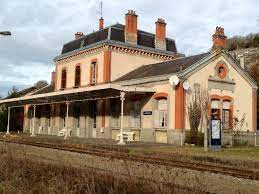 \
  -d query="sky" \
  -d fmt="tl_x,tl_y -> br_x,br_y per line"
0,0 -> 258,98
